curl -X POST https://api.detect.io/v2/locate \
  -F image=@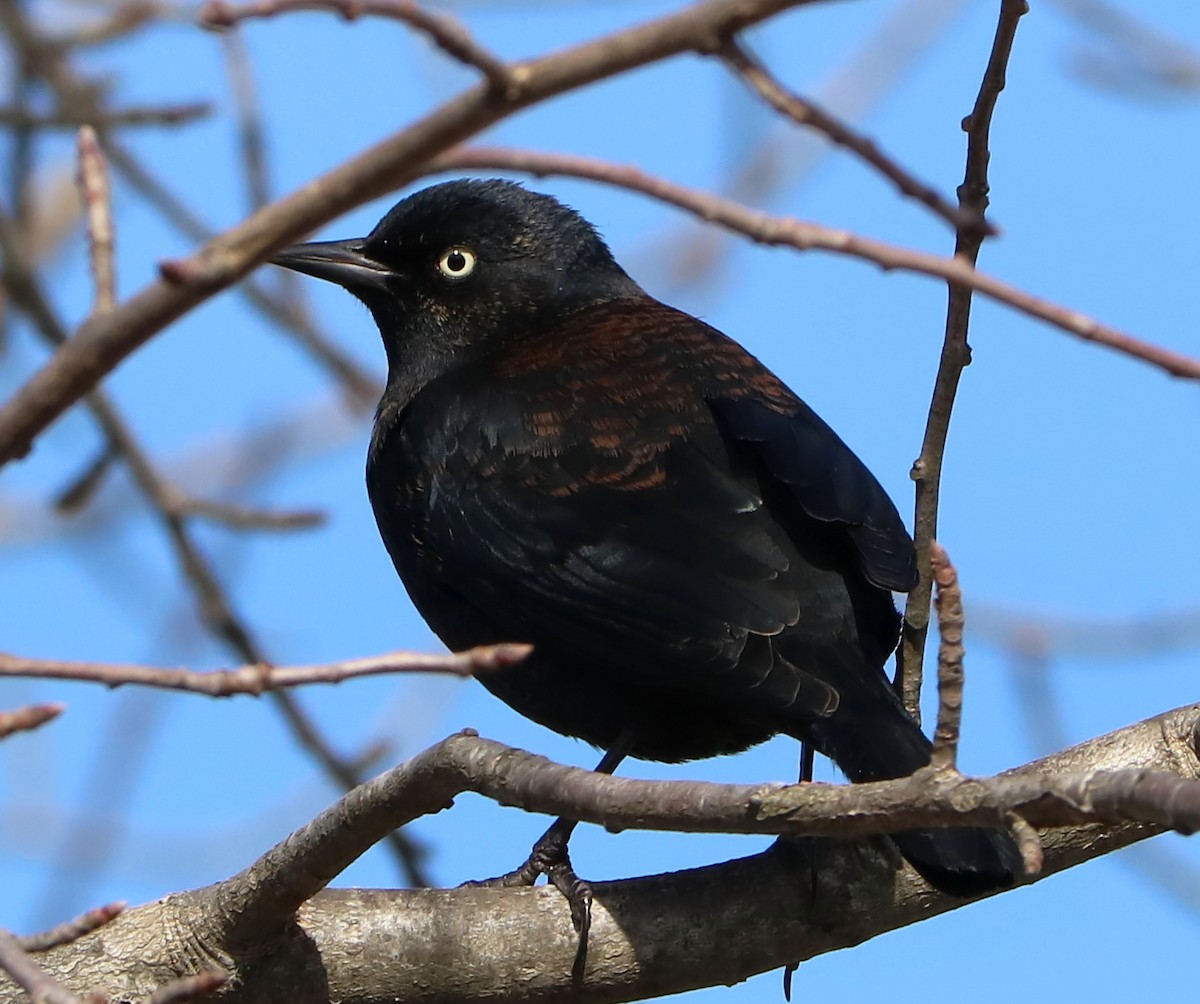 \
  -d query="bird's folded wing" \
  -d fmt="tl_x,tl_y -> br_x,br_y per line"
407,426 -> 839,716
709,396 -> 919,593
